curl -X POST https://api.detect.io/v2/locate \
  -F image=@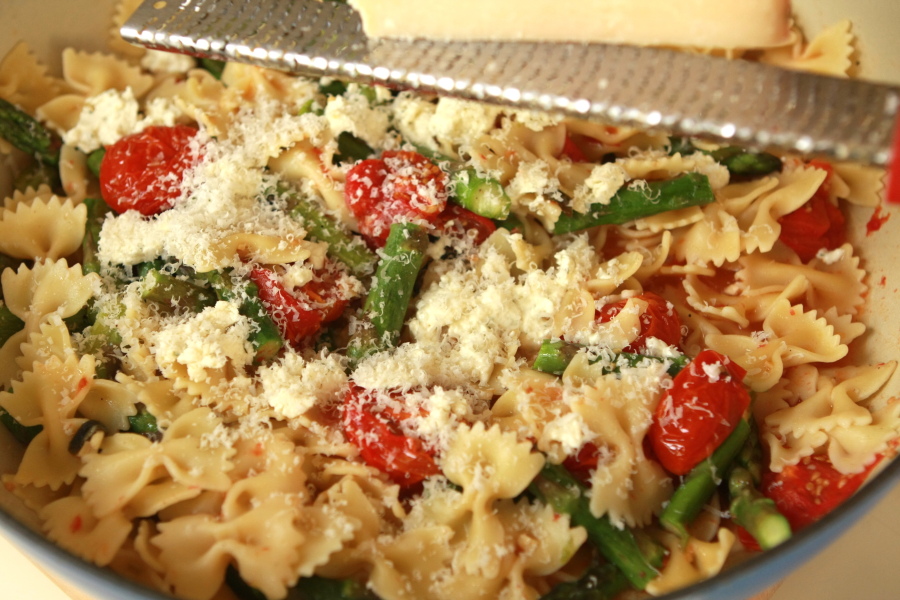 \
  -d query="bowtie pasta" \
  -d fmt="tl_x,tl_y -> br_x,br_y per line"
0,5 -> 897,600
